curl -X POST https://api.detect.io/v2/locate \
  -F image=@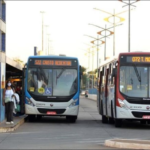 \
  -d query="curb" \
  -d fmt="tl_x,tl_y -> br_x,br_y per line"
0,117 -> 26,133
105,139 -> 150,149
